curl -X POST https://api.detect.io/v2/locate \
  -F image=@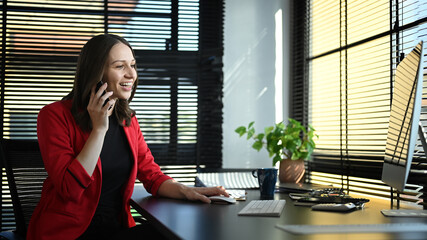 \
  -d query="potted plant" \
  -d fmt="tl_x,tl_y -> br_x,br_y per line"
235,118 -> 317,183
